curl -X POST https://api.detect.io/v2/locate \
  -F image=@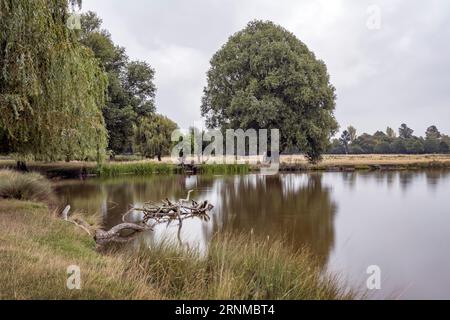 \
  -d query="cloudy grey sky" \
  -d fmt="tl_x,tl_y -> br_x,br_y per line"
82,0 -> 450,136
